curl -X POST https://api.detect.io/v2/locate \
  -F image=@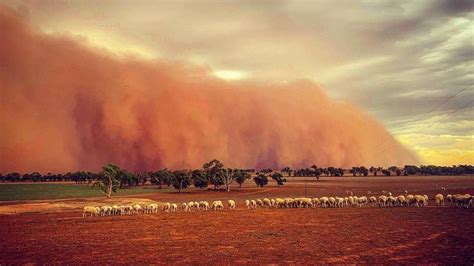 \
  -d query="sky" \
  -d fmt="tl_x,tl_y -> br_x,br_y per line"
3,0 -> 473,166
